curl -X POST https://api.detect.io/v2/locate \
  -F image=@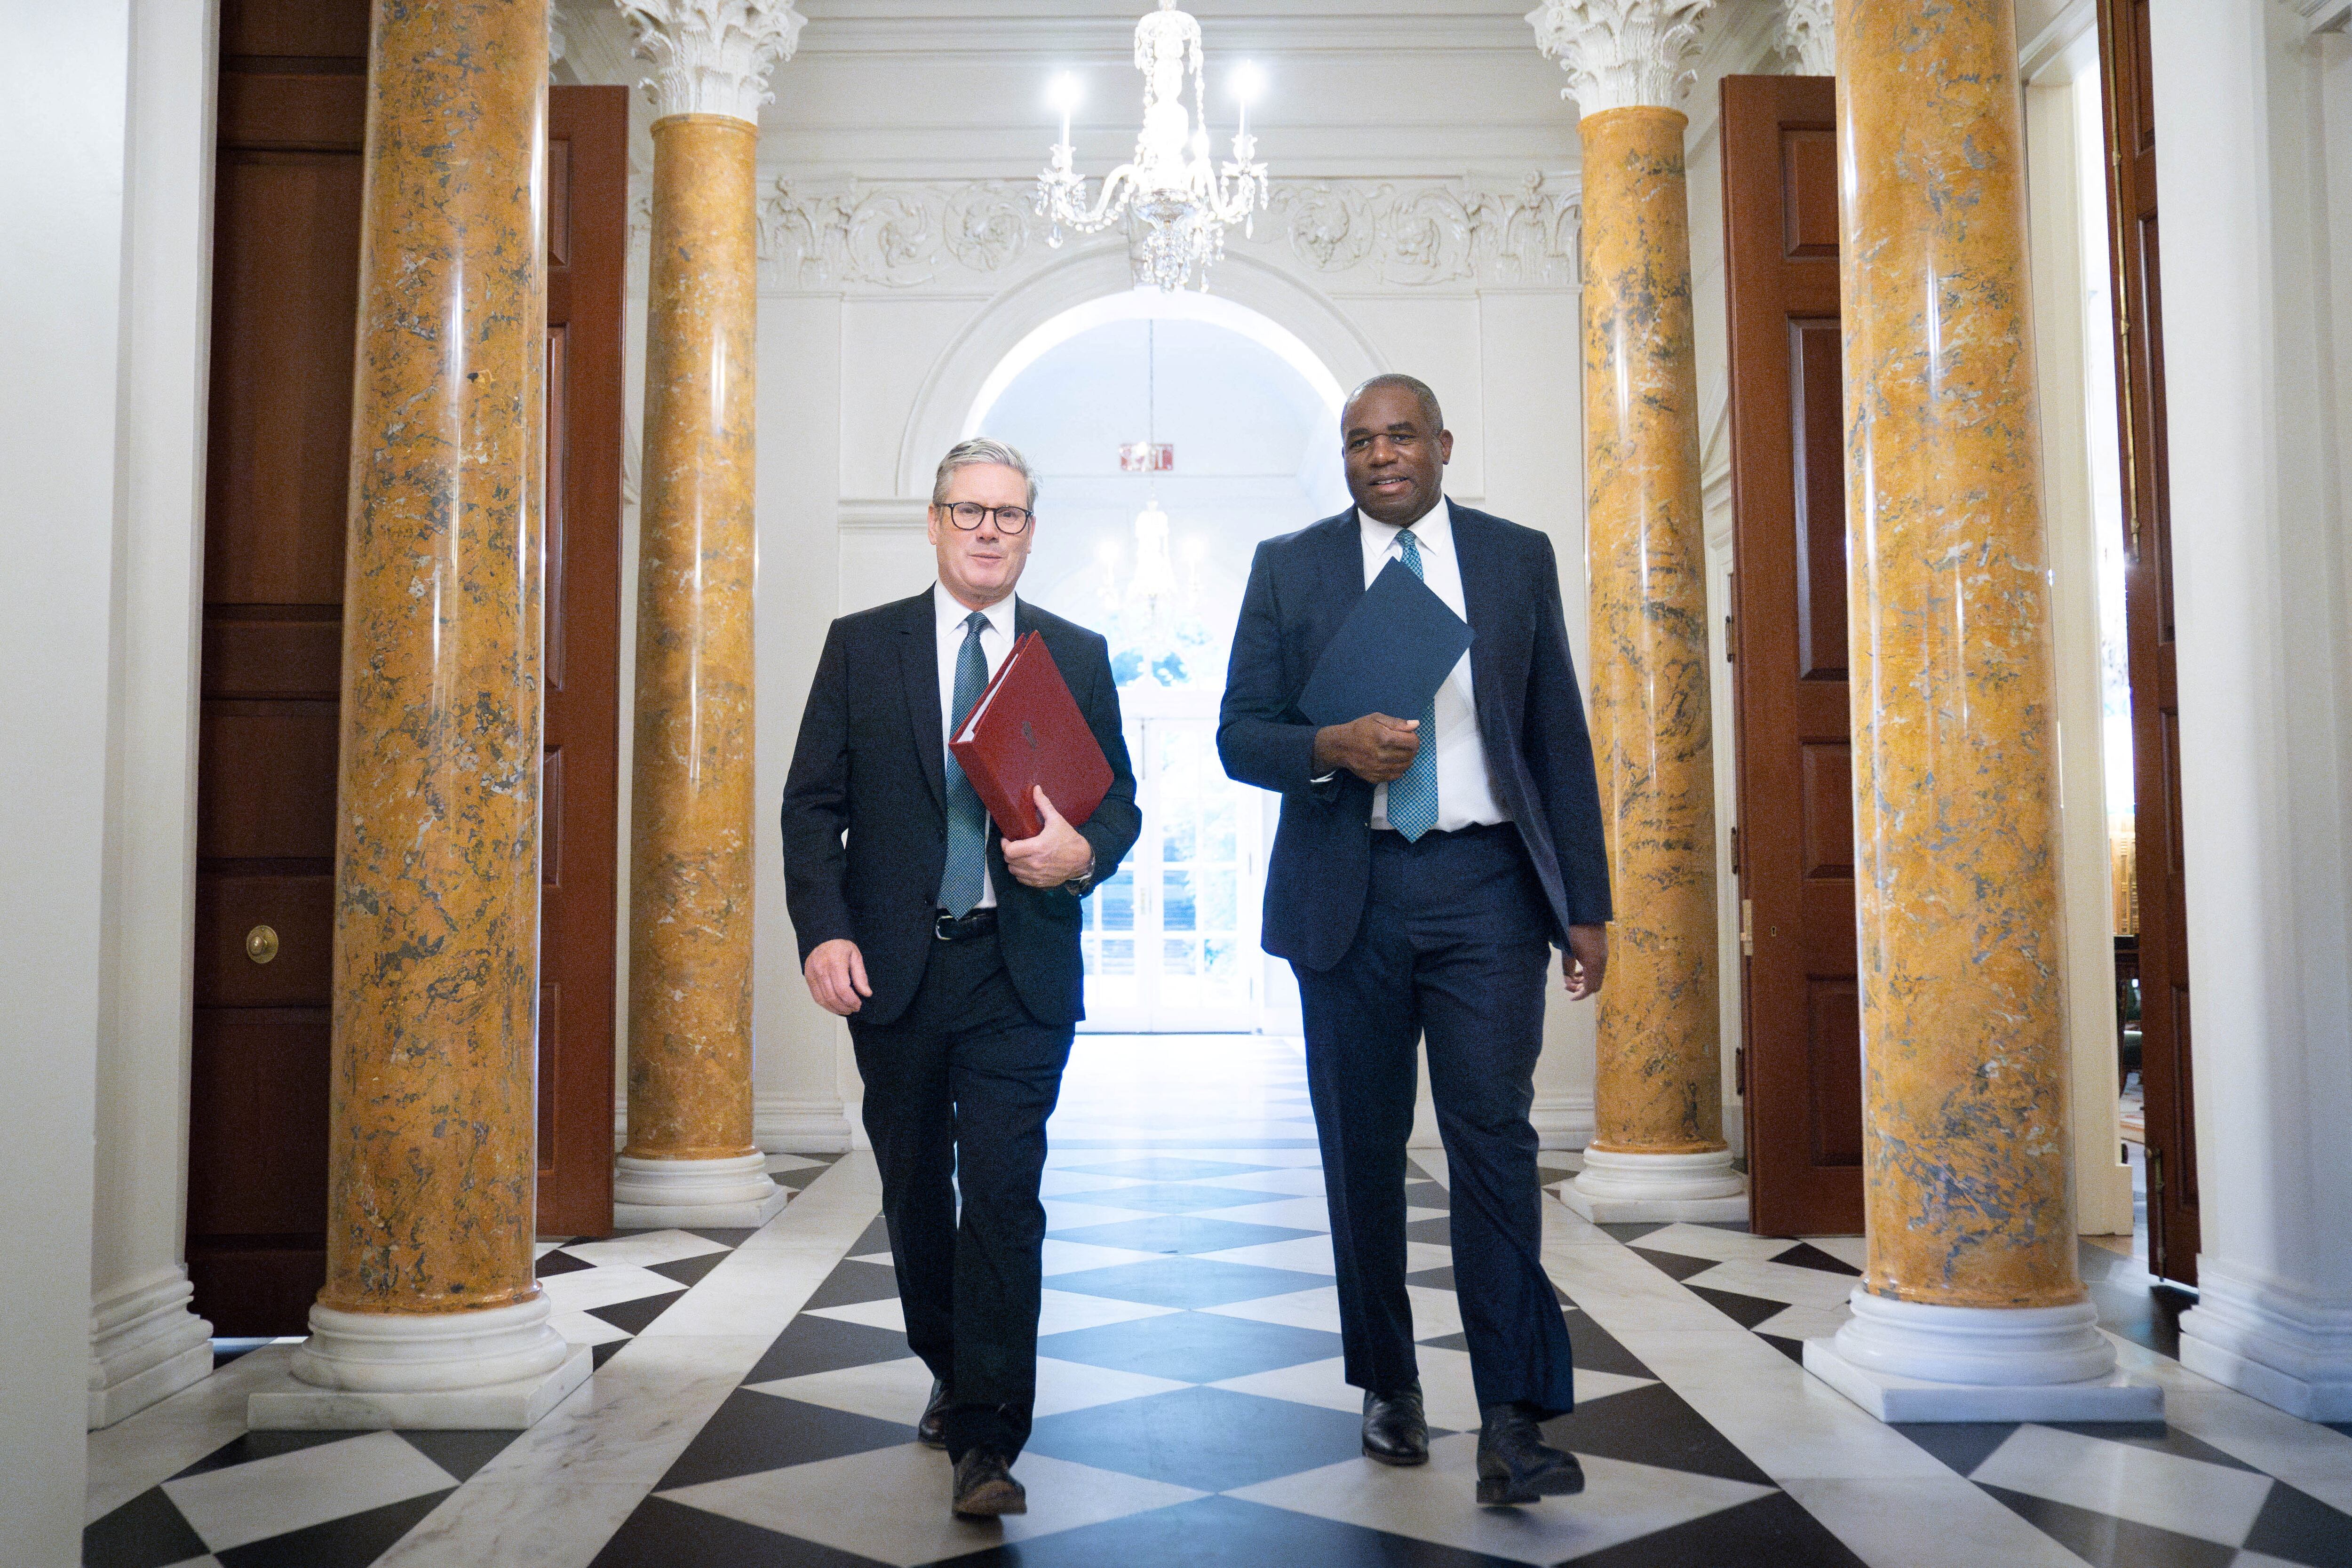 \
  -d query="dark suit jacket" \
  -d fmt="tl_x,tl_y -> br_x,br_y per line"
1217,505 -> 1611,972
781,590 -> 1141,1029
